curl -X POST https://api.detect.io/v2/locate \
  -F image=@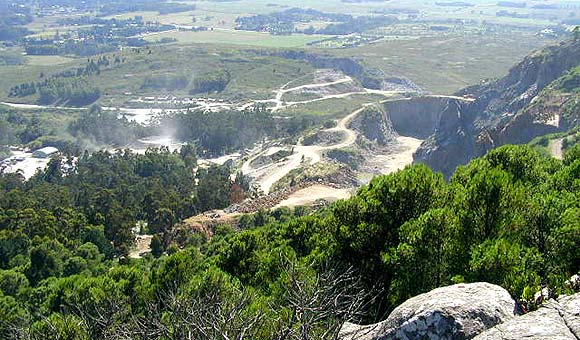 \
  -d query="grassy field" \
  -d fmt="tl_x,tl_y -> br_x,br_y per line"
189,0 -> 570,28
145,29 -> 329,48
103,11 -> 198,25
0,44 -> 318,106
331,31 -> 552,94
25,55 -> 77,66
3,0 -> 568,108
278,93 -> 390,117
